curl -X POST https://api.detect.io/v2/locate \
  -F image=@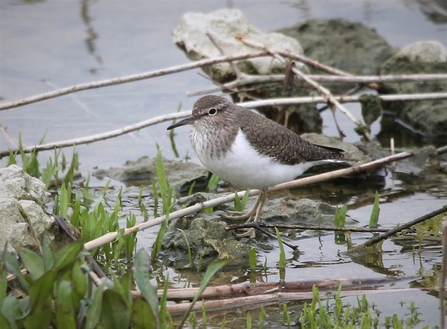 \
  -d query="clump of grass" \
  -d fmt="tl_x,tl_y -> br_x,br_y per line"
299,285 -> 424,328
206,173 -> 220,191
234,189 -> 251,212
369,191 -> 381,228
